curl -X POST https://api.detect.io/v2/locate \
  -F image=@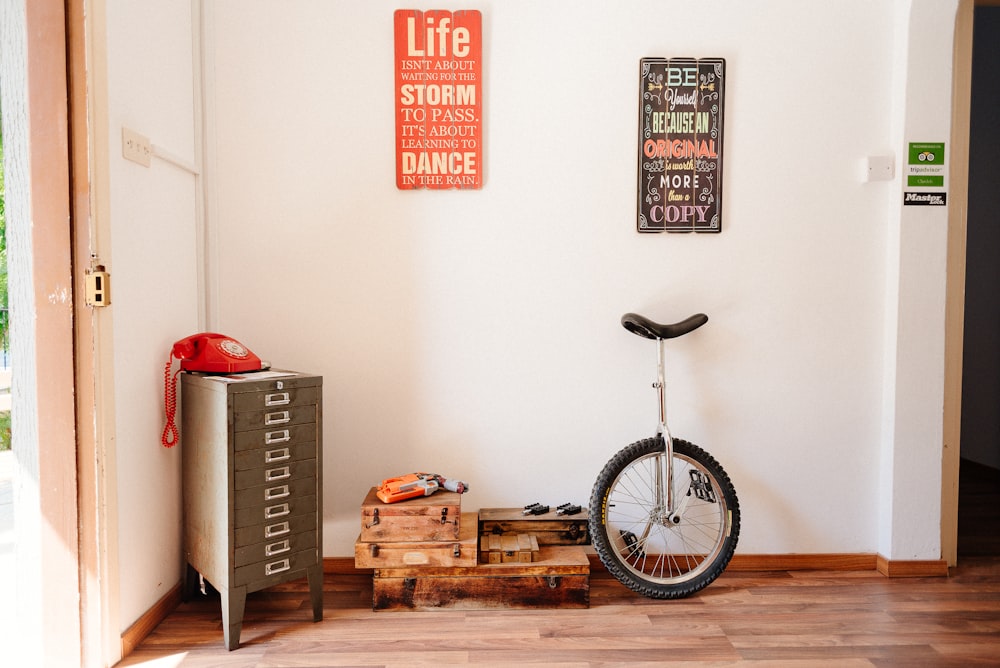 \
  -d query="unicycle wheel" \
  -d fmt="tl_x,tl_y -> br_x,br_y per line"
589,437 -> 740,598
